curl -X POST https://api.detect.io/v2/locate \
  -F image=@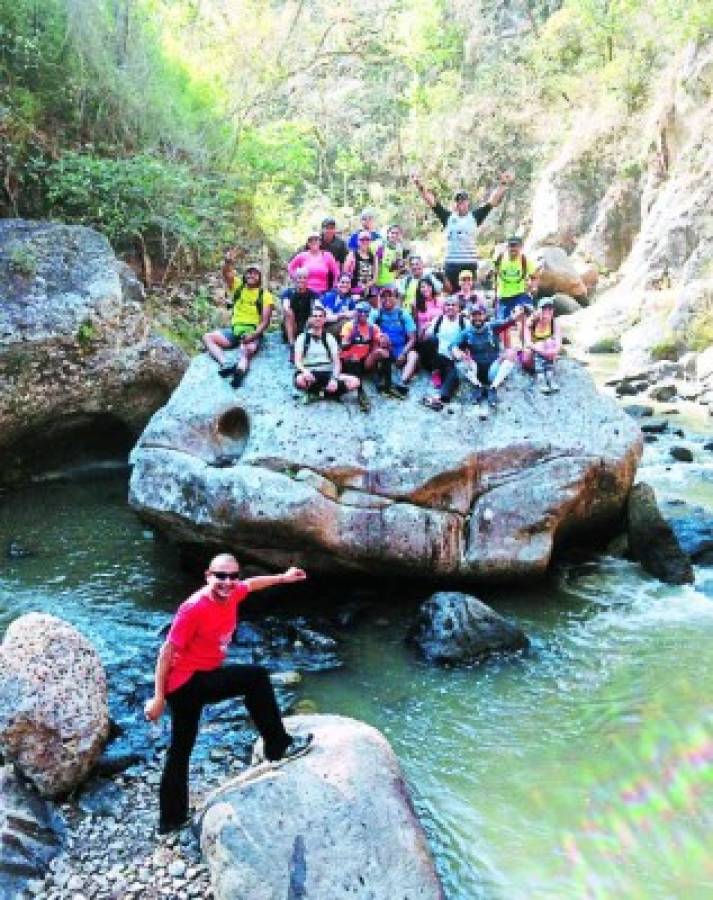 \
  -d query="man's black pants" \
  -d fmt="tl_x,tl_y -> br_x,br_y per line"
159,665 -> 290,828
